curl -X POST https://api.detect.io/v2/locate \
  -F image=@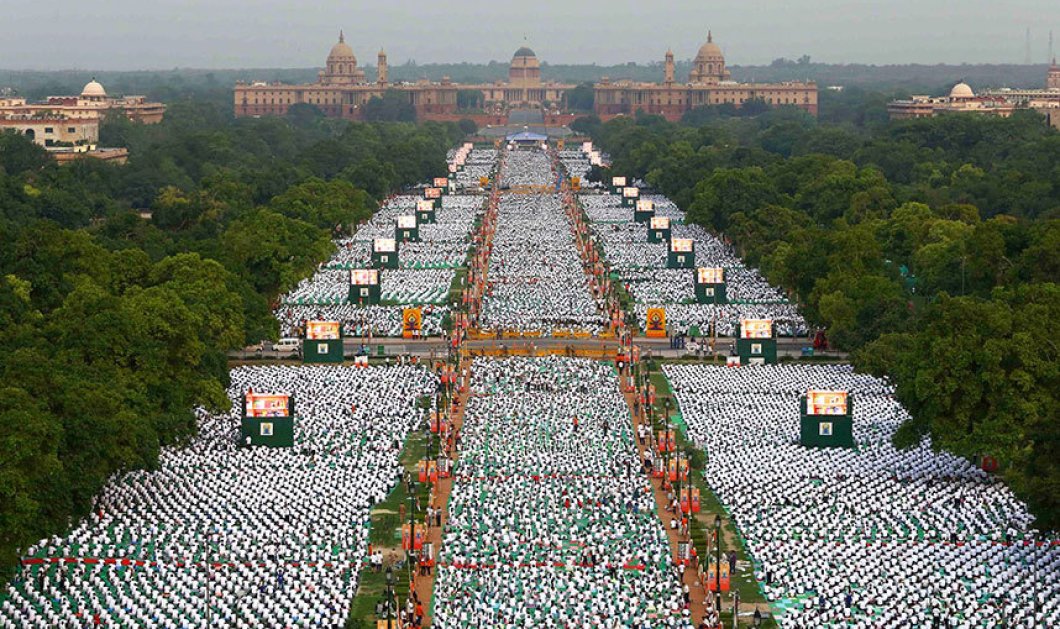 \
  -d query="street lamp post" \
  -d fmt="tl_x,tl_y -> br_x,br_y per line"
406,474 -> 416,581
714,514 -> 723,618
384,565 -> 396,629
